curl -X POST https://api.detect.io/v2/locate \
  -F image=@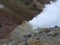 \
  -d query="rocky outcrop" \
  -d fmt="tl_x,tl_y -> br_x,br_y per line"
0,0 -> 53,24
0,0 -> 55,39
